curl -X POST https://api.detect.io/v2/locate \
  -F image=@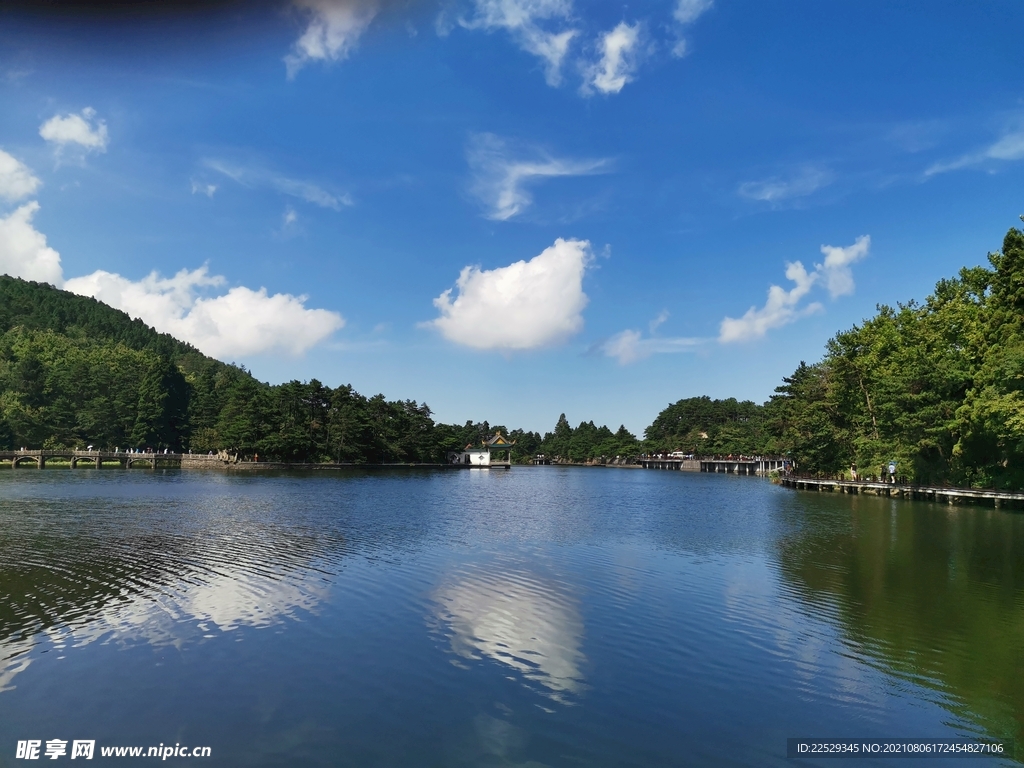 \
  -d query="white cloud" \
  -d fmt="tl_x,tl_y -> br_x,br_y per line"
673,0 -> 712,24
285,0 -> 380,78
191,180 -> 217,197
0,197 -> 342,359
205,158 -> 352,210
719,261 -> 821,343
584,21 -> 641,95
719,235 -> 871,342
818,234 -> 870,298
986,131 -> 1024,161
426,237 -> 591,350
283,207 -> 298,226
925,129 -> 1024,176
467,133 -> 607,220
64,266 -> 345,359
0,149 -> 42,201
602,328 -> 703,365
649,308 -> 669,333
738,166 -> 832,203
39,107 -> 108,153
460,0 -> 578,86
0,202 -> 63,285
671,0 -> 712,58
